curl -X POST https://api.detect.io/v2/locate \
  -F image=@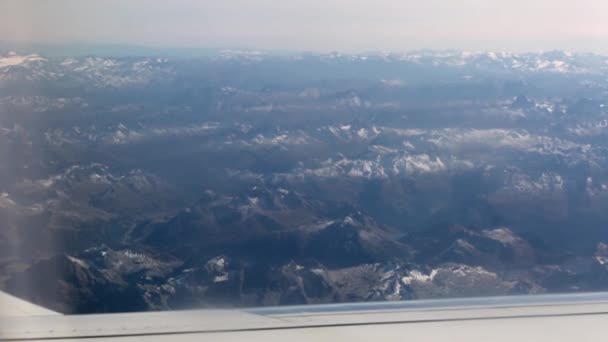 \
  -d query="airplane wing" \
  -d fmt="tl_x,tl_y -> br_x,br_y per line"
0,291 -> 59,317
2,291 -> 608,341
